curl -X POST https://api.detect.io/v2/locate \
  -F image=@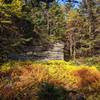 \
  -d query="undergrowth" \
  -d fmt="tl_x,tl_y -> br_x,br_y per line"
0,60 -> 100,100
